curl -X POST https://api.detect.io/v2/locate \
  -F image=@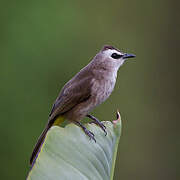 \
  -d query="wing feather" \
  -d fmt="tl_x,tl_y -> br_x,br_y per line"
49,74 -> 93,121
